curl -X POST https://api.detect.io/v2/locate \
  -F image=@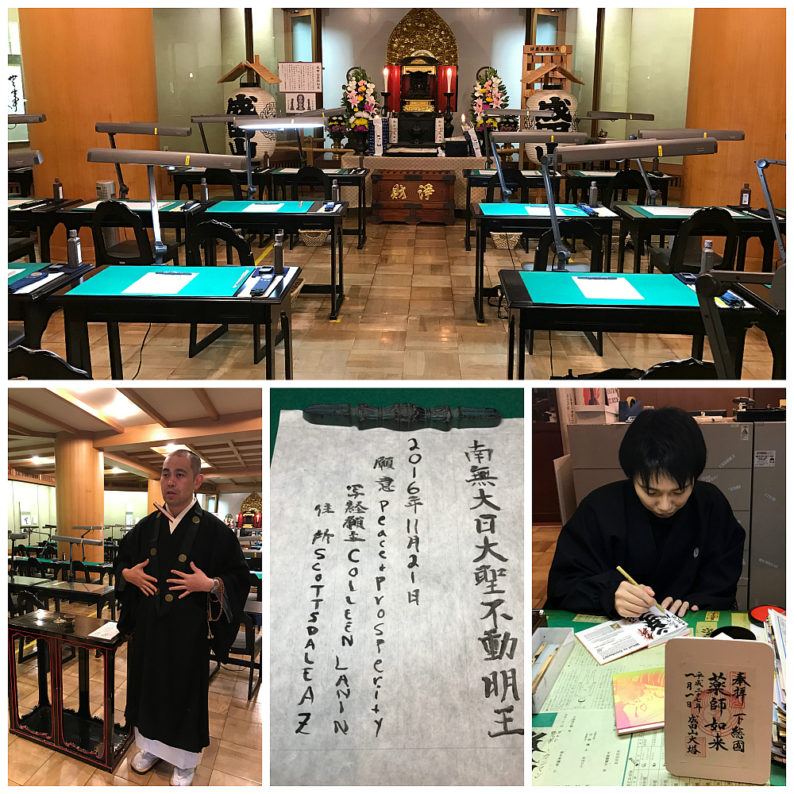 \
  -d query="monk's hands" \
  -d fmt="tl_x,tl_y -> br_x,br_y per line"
660,596 -> 699,617
167,561 -> 214,599
614,581 -> 656,618
122,559 -> 158,596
